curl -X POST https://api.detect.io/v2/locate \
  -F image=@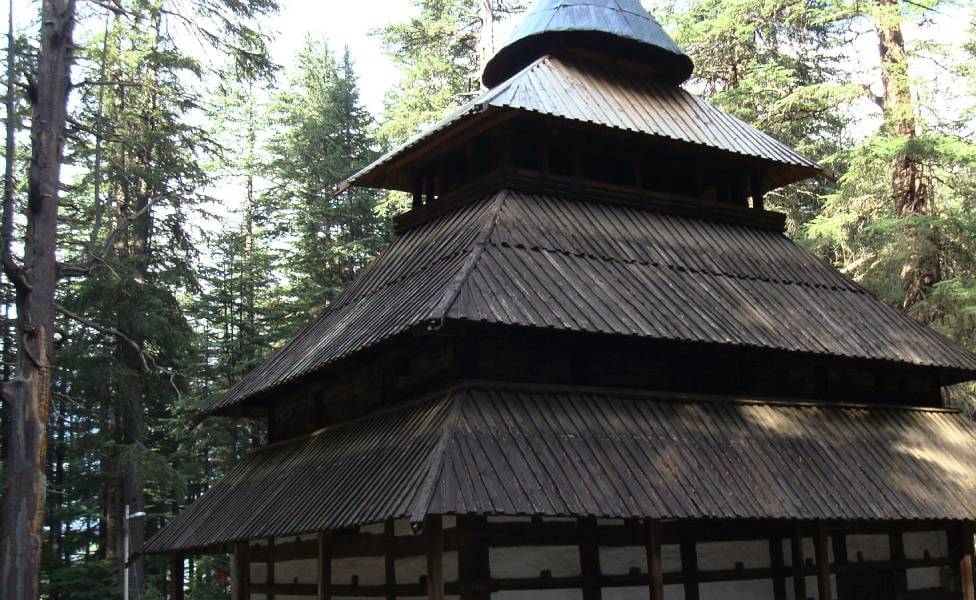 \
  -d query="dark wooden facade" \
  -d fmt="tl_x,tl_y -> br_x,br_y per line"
144,1 -> 976,599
